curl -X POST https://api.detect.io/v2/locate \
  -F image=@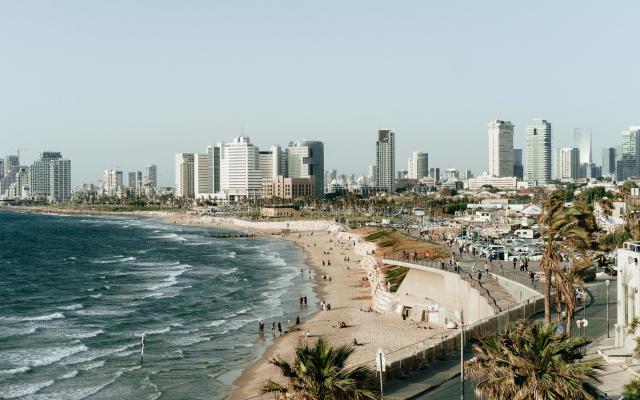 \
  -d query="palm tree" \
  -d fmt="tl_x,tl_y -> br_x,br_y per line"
467,321 -> 603,400
551,259 -> 592,336
538,191 -> 593,327
262,338 -> 379,400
